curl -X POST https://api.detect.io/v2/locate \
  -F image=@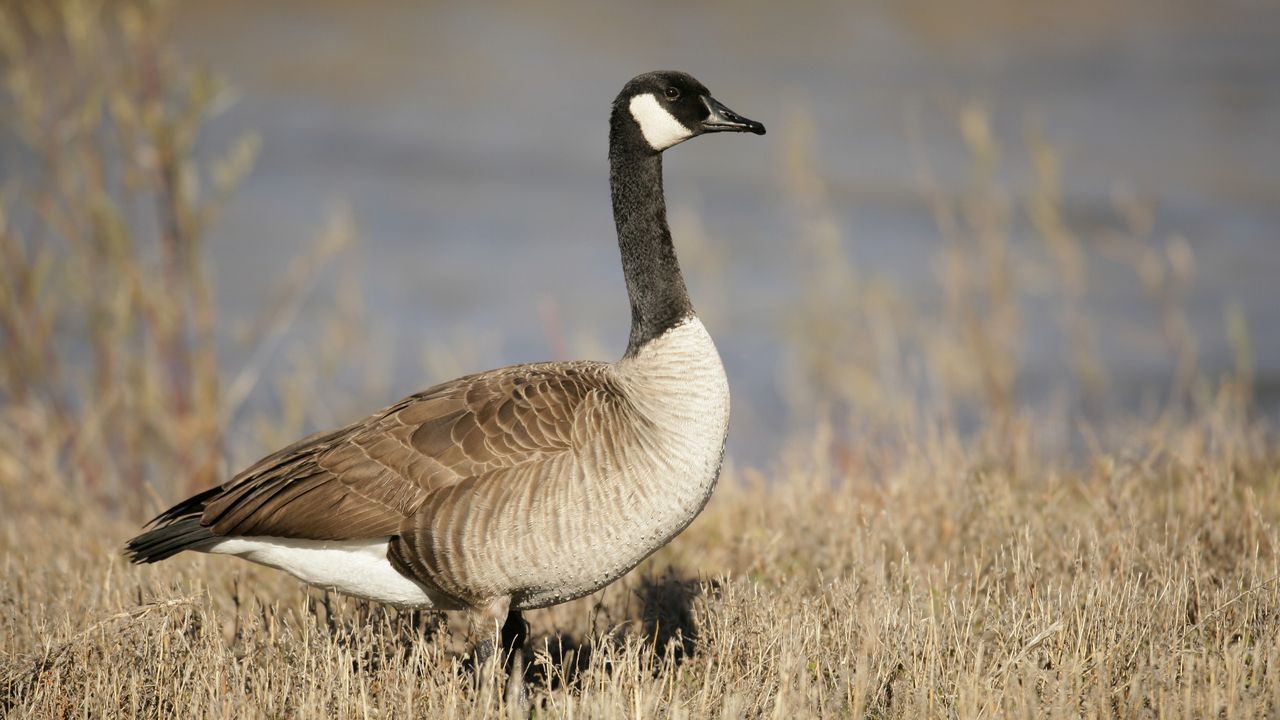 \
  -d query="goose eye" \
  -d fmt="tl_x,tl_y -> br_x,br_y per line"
664,87 -> 680,101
